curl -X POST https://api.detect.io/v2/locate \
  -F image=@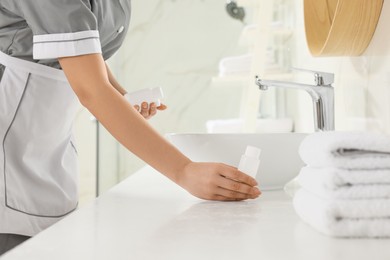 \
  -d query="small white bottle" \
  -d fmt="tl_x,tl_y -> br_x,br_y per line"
238,146 -> 261,179
124,87 -> 164,107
